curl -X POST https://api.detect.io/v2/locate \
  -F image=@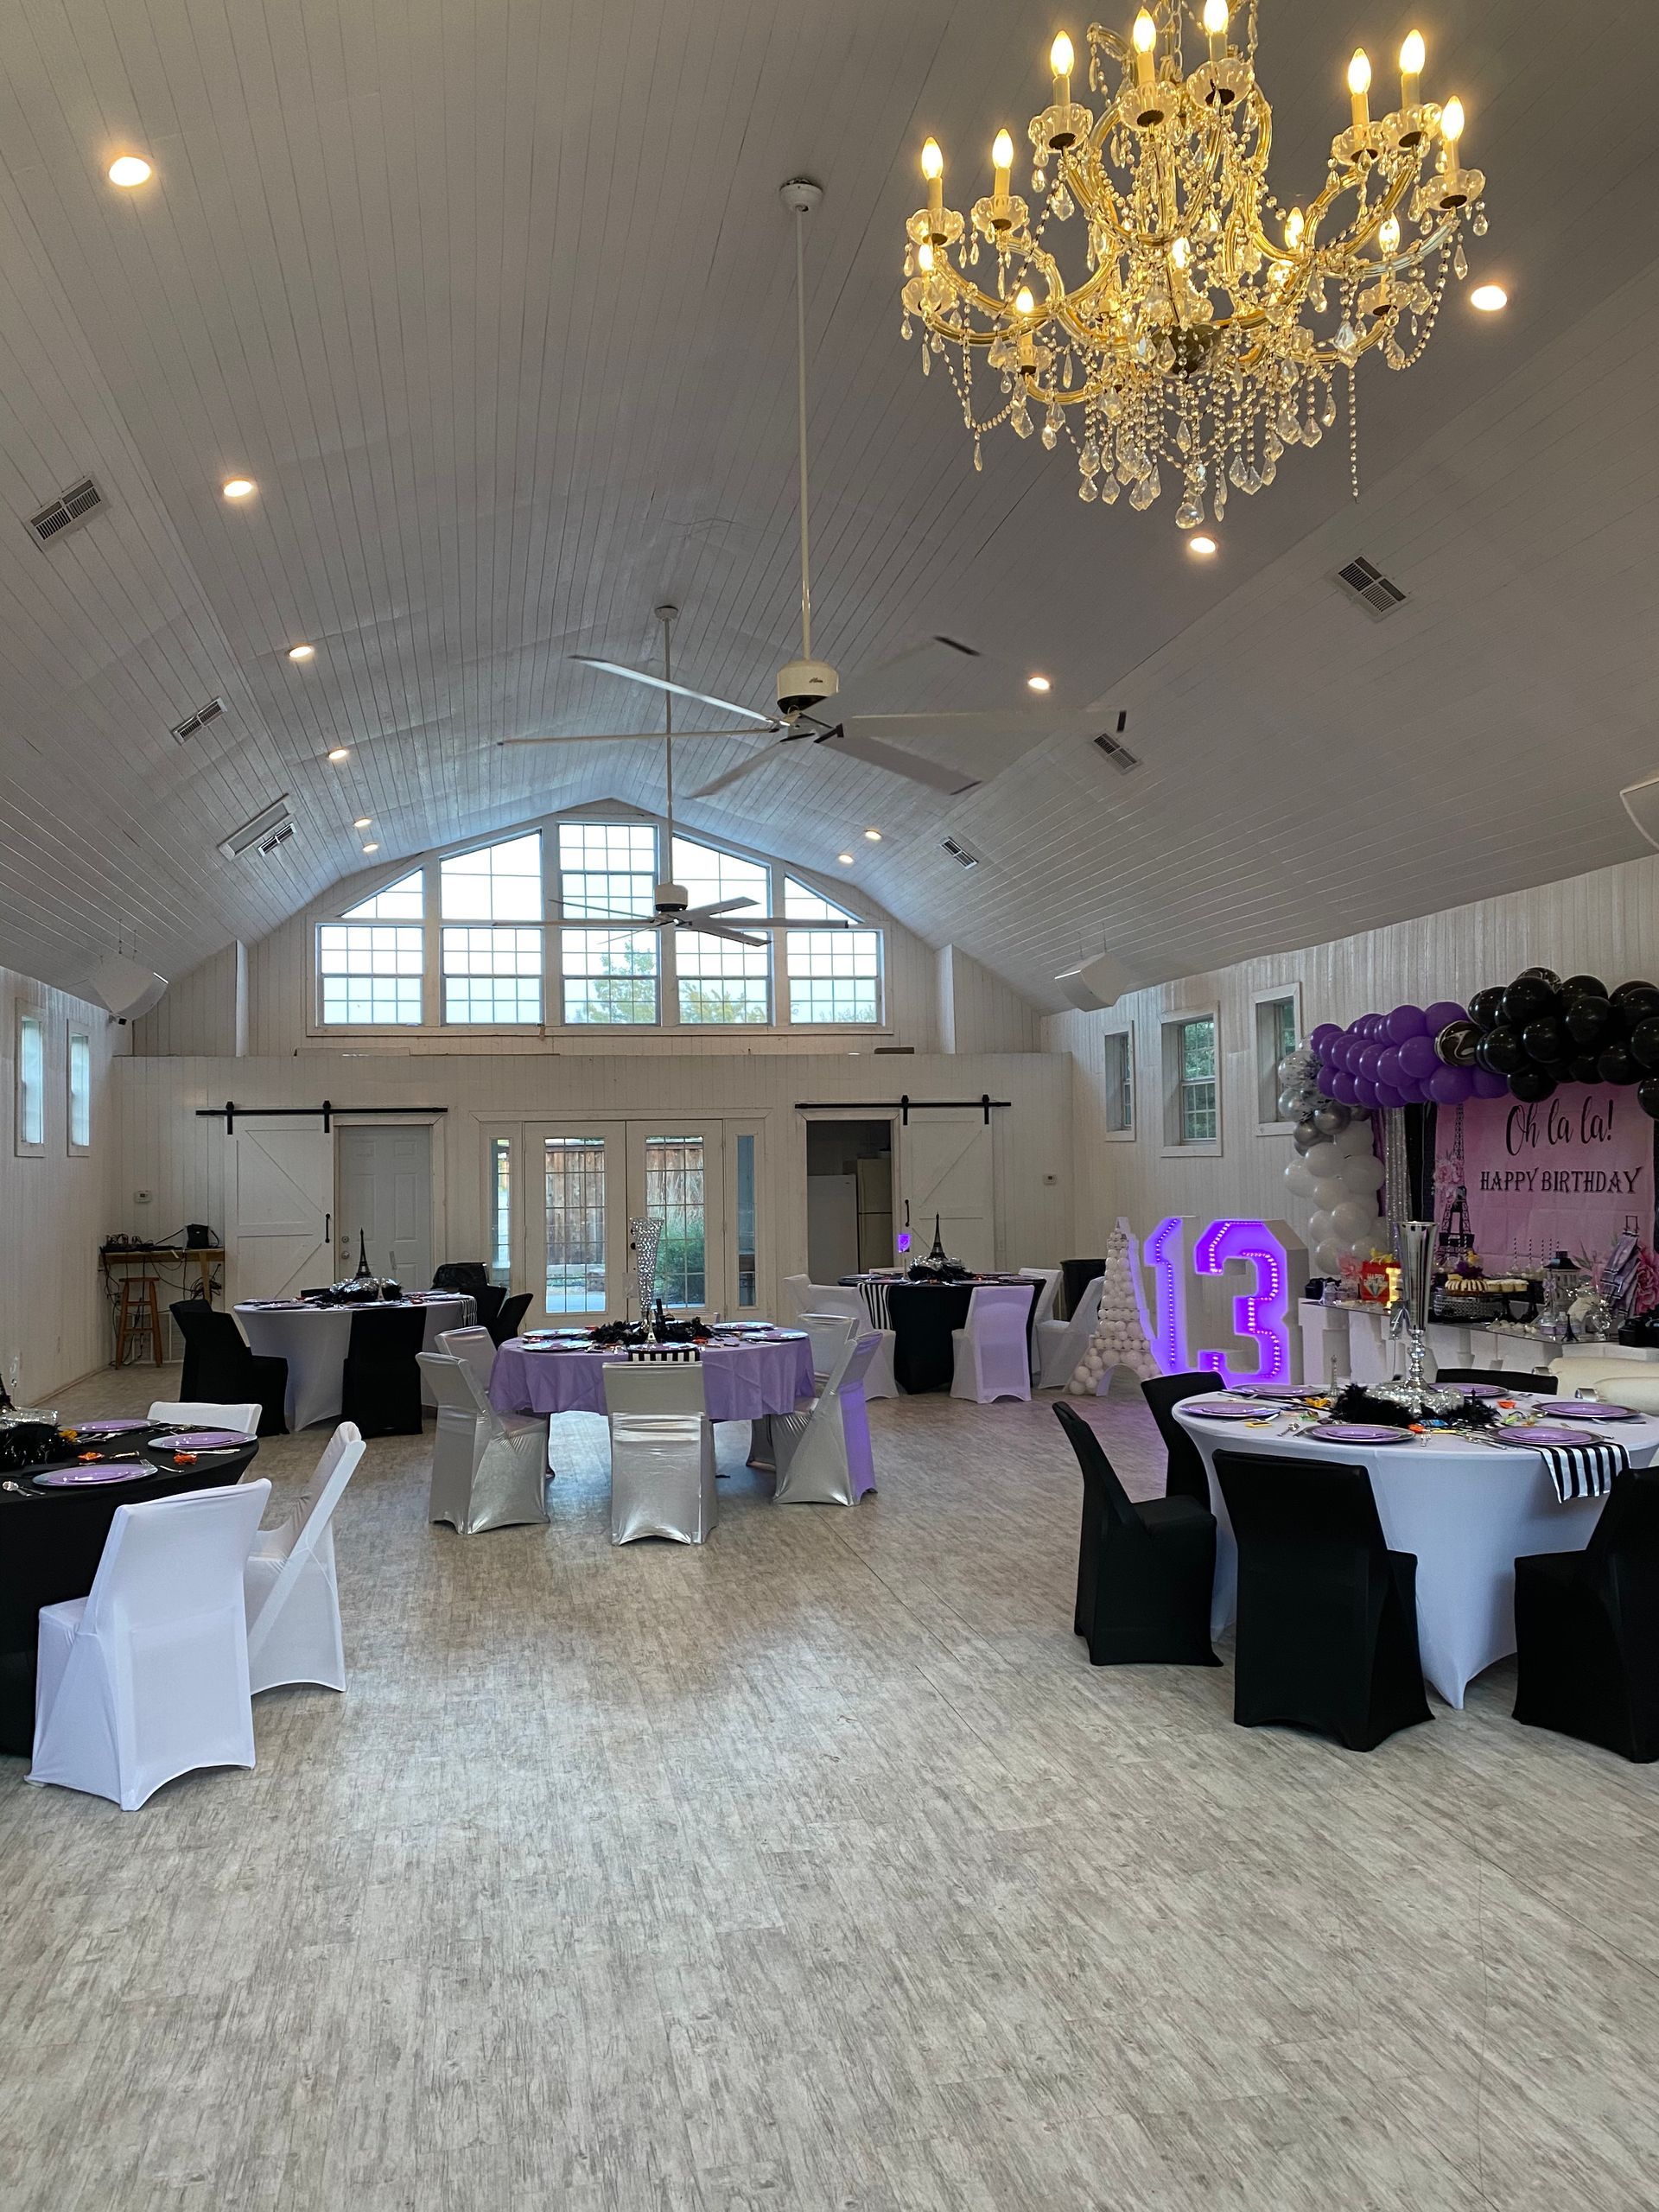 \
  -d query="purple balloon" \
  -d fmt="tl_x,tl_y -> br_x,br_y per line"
1316,1066 -> 1338,1096
1424,1000 -> 1467,1034
1373,1082 -> 1408,1110
1357,1045 -> 1385,1080
1471,1068 -> 1510,1099
1387,1004 -> 1428,1043
1310,1023 -> 1342,1061
1377,1046 -> 1405,1086
1398,1077 -> 1430,1106
1429,1064 -> 1475,1105
1353,1077 -> 1380,1109
1399,1033 -> 1440,1080
1331,1071 -> 1359,1104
